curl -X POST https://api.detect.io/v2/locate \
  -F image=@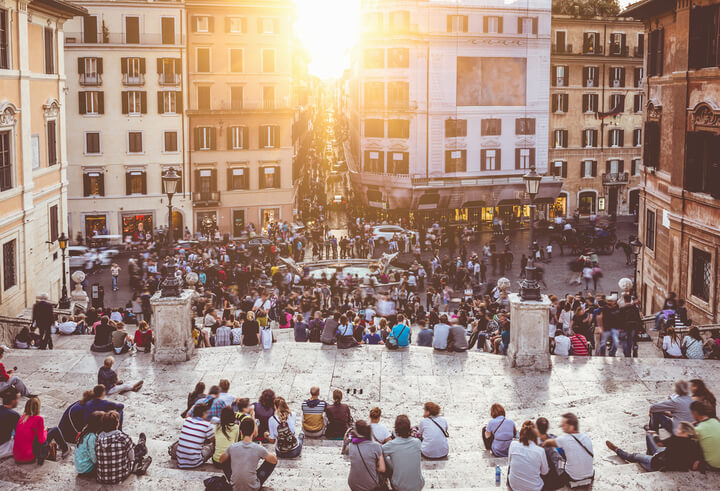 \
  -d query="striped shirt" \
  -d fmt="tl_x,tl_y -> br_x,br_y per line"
177,417 -> 215,468
570,334 -> 589,356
